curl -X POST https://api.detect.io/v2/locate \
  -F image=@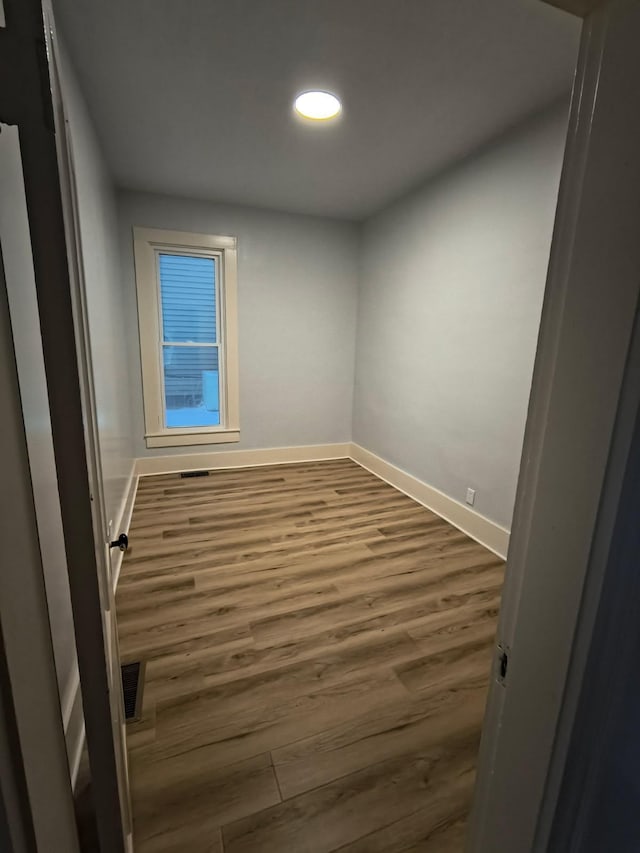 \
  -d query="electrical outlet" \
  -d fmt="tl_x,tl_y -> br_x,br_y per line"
466,488 -> 476,506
